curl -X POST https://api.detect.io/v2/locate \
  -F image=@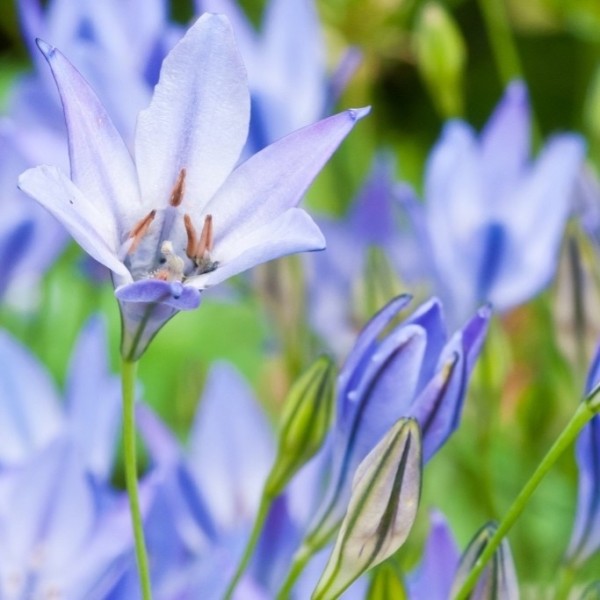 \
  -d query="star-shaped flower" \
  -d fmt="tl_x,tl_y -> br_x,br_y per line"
19,13 -> 368,360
